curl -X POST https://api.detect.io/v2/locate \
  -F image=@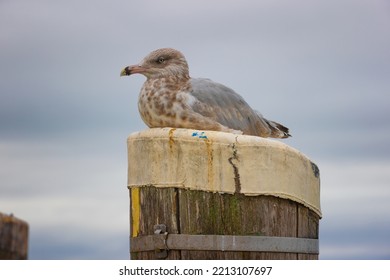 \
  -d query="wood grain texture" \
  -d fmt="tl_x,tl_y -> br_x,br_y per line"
129,186 -> 319,260
130,187 -> 181,259
297,205 -> 320,260
0,213 -> 29,260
